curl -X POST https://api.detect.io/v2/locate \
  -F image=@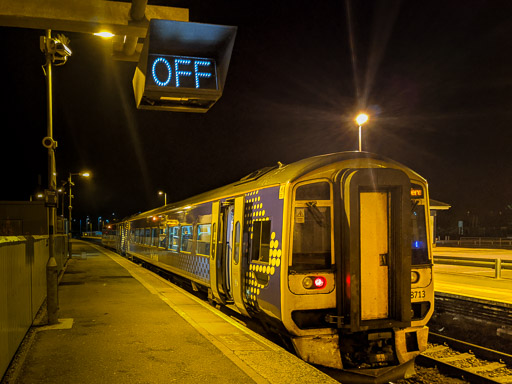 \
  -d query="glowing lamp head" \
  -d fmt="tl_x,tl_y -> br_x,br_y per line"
94,31 -> 115,38
80,172 -> 90,177
356,113 -> 369,126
